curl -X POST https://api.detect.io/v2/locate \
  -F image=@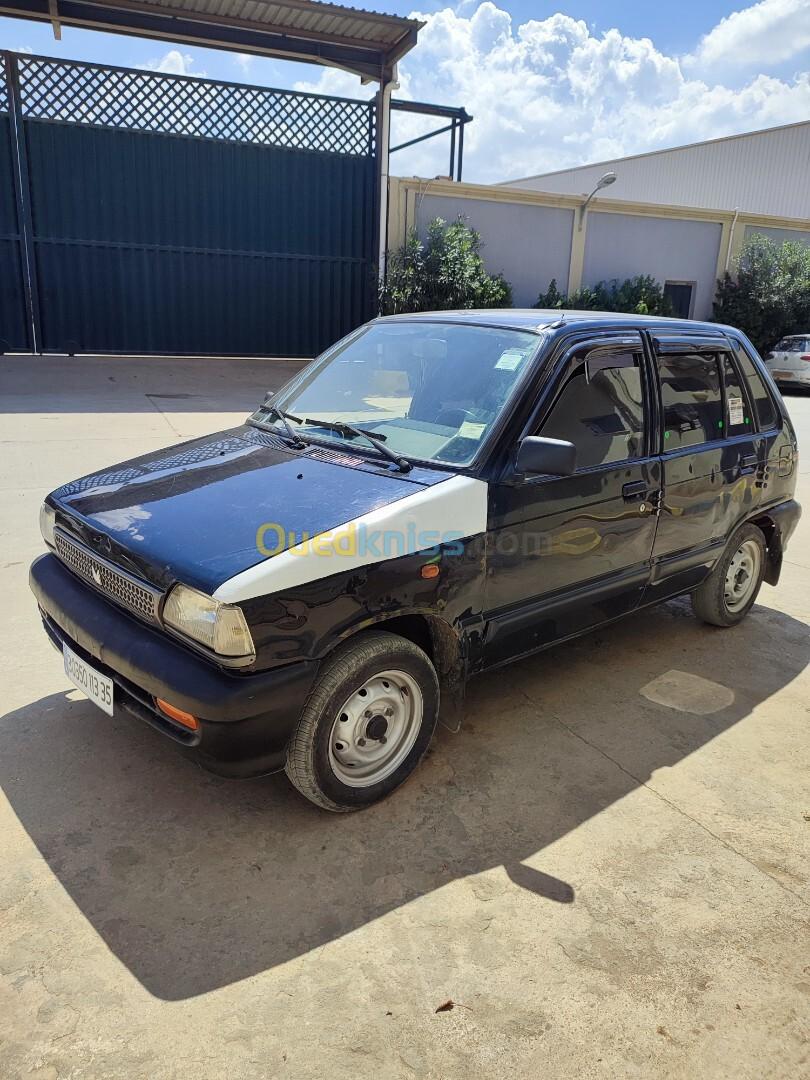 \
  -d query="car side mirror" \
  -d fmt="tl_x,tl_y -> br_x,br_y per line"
516,436 -> 577,477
